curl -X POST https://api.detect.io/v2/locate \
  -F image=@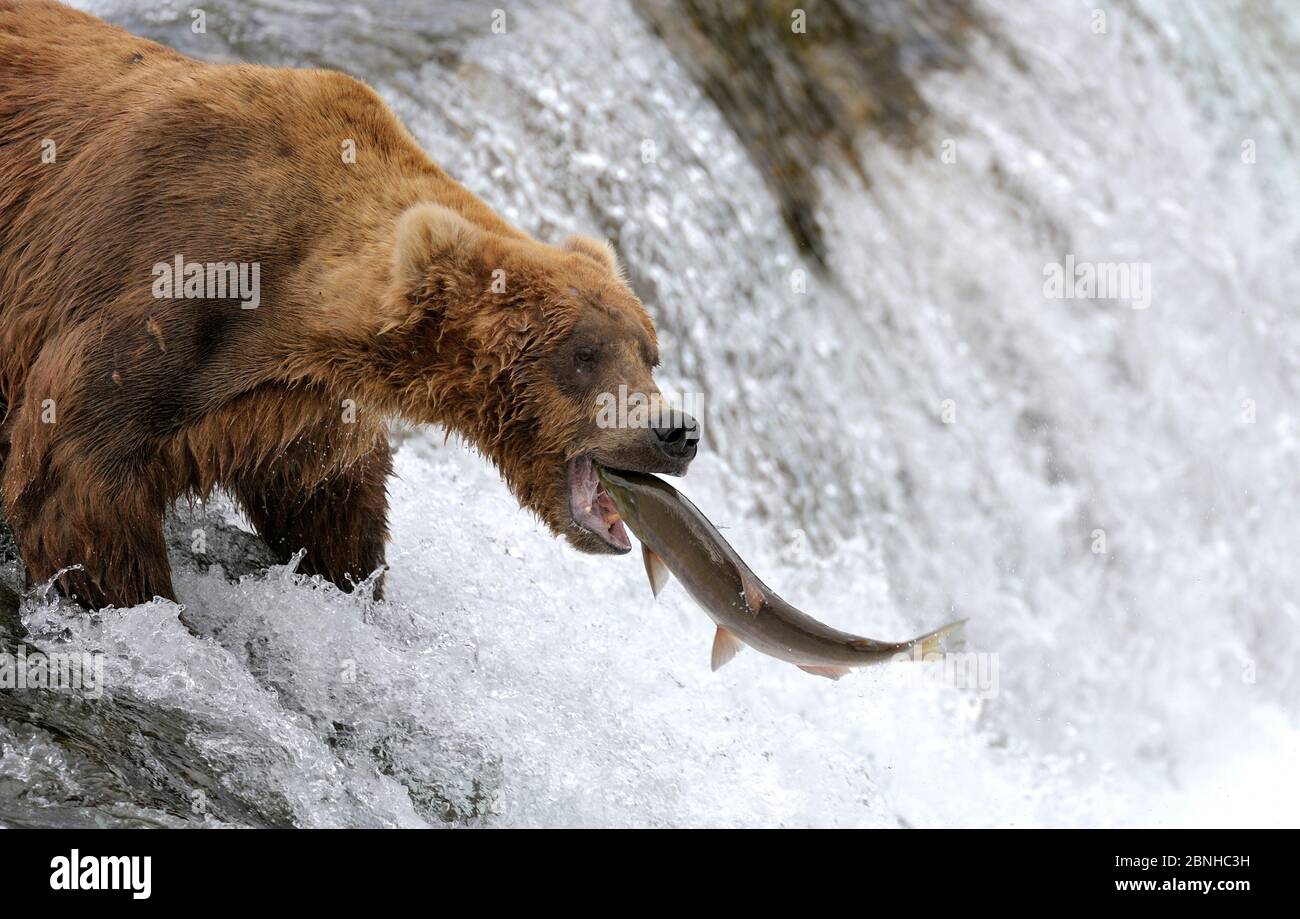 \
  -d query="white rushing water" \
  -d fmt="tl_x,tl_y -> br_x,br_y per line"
2,0 -> 1297,826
